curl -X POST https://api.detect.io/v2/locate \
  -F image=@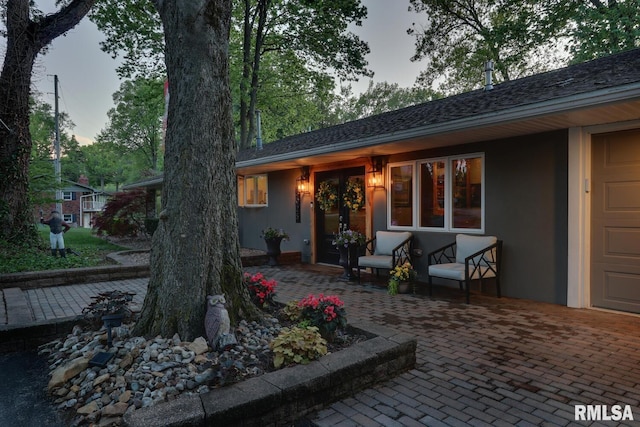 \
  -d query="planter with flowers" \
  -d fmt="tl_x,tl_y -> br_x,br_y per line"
261,227 -> 289,266
332,227 -> 366,280
298,293 -> 347,341
388,262 -> 417,295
